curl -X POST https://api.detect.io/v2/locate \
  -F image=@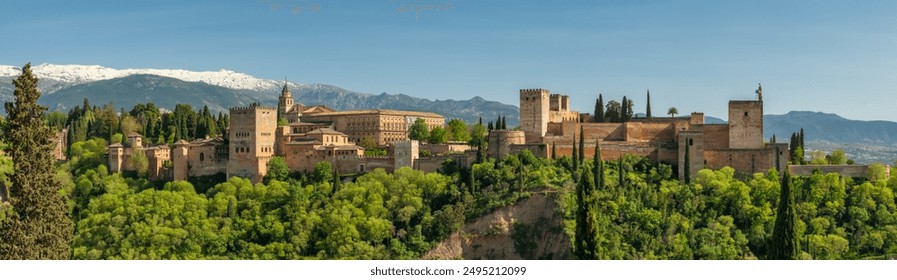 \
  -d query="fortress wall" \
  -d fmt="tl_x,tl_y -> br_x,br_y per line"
624,122 -> 674,143
548,142 -> 656,161
788,165 -> 890,179
508,144 -> 550,158
704,149 -> 778,175
701,124 -> 730,149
